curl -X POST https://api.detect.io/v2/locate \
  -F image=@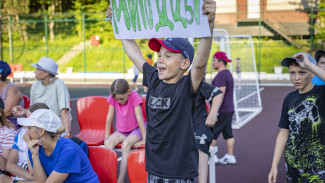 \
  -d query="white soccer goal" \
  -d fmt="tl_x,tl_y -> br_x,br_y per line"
210,29 -> 263,129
